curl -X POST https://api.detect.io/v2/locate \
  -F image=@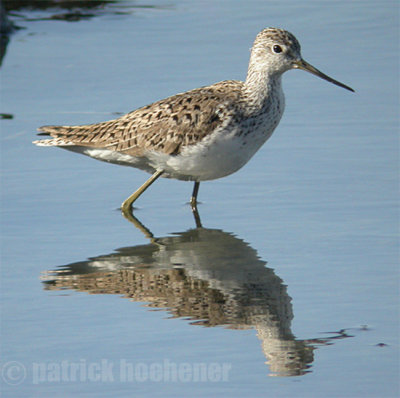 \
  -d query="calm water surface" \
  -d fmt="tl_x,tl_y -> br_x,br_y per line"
1,1 -> 398,397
